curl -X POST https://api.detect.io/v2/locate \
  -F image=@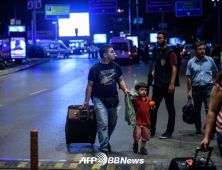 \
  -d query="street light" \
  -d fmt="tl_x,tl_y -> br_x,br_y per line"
52,21 -> 58,40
